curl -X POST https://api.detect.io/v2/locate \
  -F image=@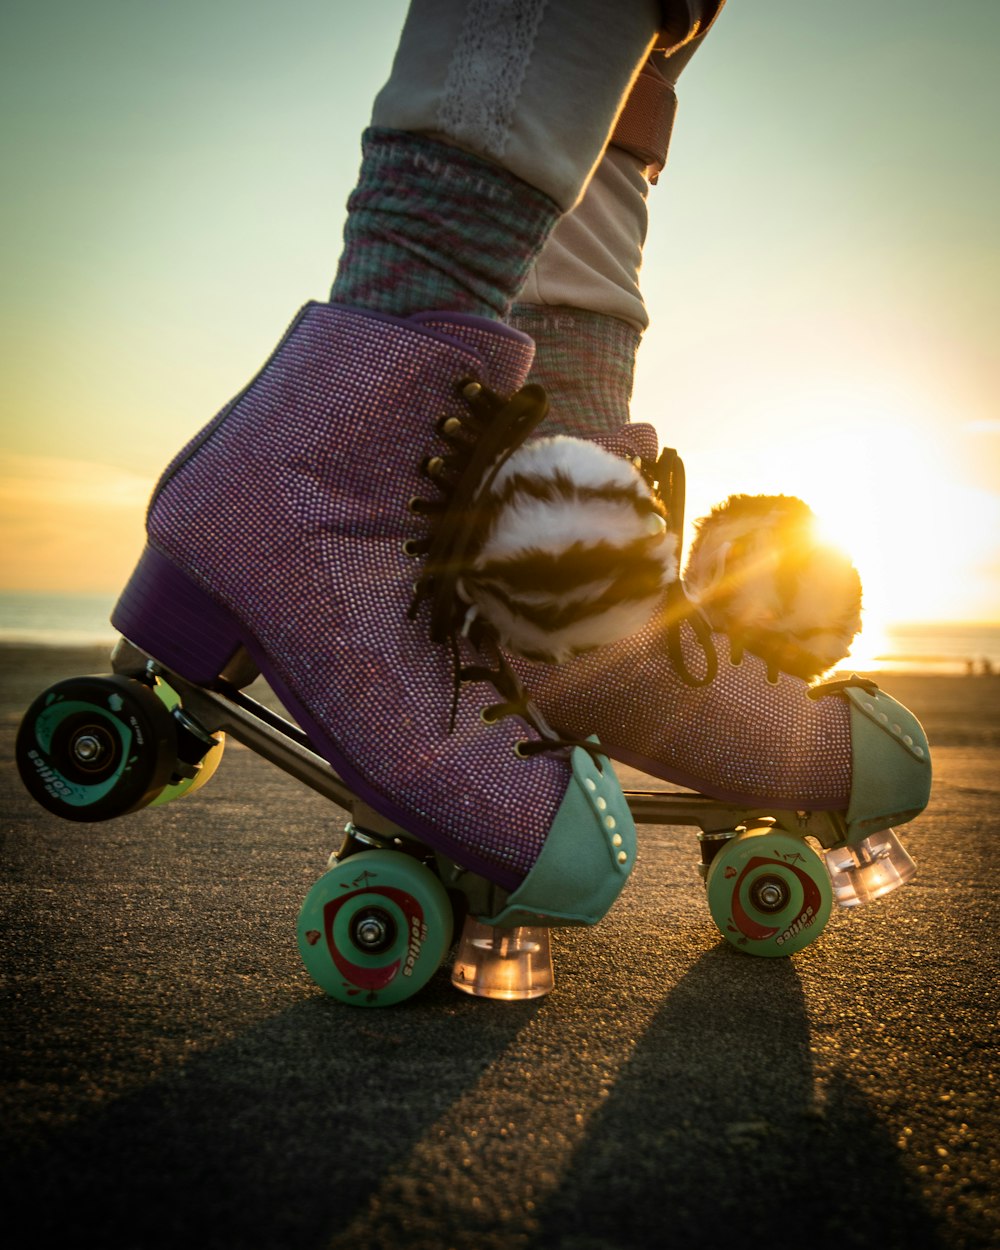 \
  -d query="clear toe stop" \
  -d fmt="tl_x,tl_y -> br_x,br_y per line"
824,828 -> 917,907
451,917 -> 554,1000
